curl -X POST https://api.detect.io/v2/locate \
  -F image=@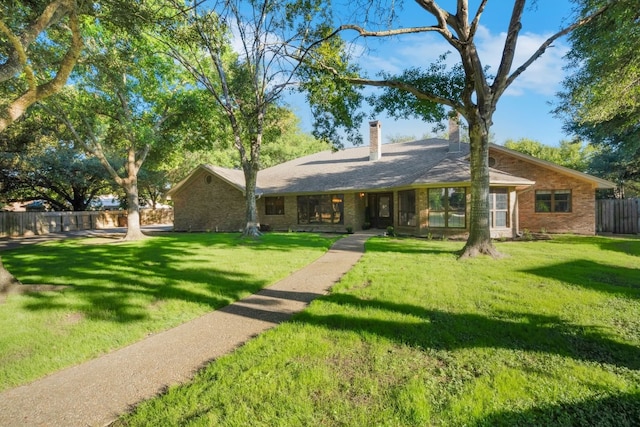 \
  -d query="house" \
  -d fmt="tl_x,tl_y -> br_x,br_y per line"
169,120 -> 615,237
